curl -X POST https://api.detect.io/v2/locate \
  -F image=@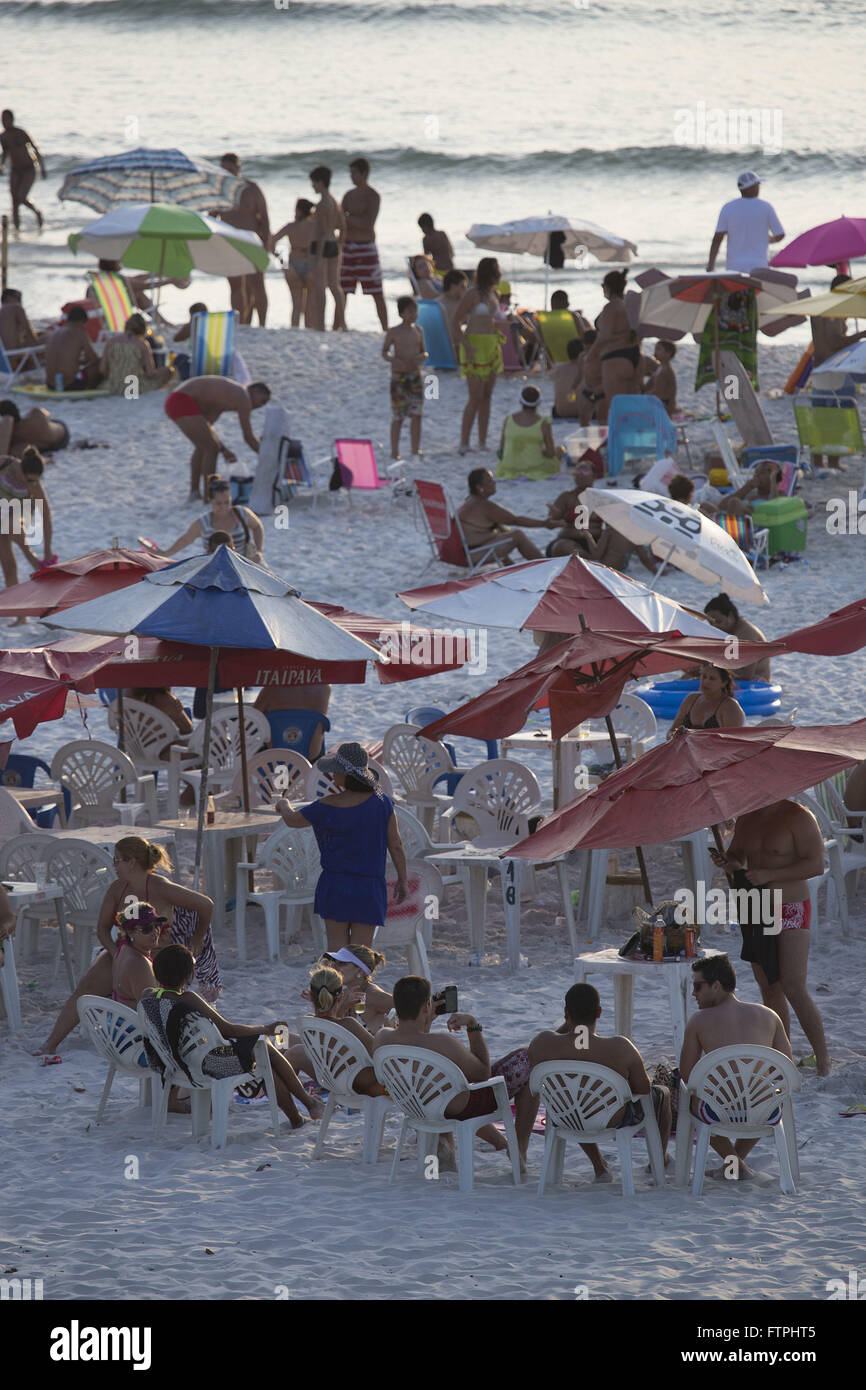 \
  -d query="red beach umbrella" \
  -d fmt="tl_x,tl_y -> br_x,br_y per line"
779,596 -> 866,657
0,547 -> 169,620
